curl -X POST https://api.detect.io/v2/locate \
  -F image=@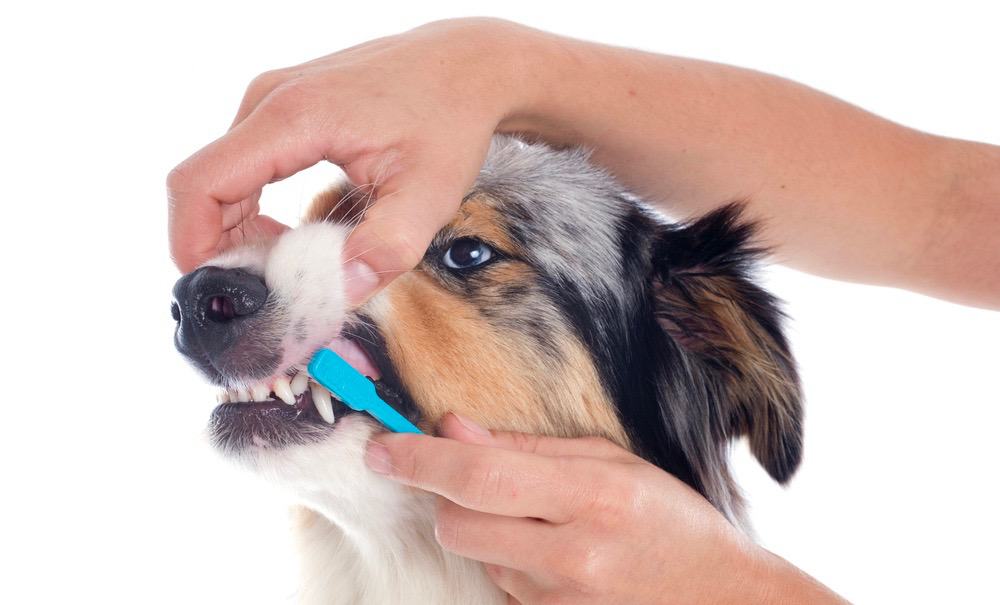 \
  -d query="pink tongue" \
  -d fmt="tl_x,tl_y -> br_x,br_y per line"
323,337 -> 382,381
